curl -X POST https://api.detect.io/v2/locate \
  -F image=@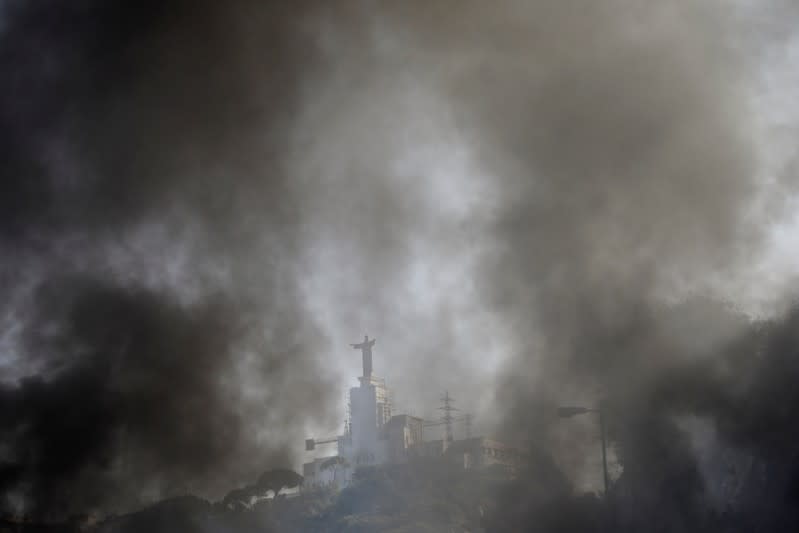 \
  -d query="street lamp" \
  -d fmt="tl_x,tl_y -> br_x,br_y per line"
558,403 -> 609,495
